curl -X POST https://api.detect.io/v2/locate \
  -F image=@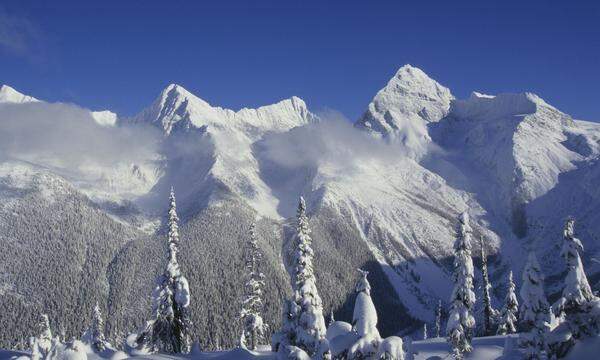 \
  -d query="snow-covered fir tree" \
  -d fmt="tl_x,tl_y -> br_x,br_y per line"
348,269 -> 382,359
446,212 -> 476,360
30,313 -> 53,360
479,236 -> 495,336
423,324 -> 428,340
240,223 -> 268,350
519,252 -> 551,359
272,299 -> 300,353
435,300 -> 442,338
554,219 -> 596,313
548,219 -> 600,357
273,197 -> 328,358
497,271 -> 518,335
82,302 -> 108,352
136,188 -> 192,354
